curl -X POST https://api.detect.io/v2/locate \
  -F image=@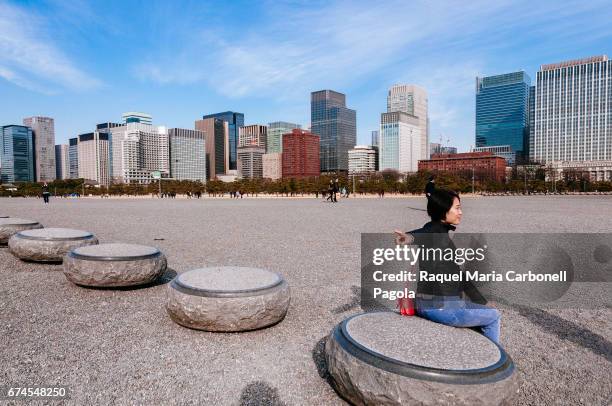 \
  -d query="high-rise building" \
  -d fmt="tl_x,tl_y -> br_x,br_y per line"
202,112 -> 244,171
169,128 -> 206,181
371,130 -> 379,147
531,55 -> 612,180
122,112 -> 152,125
23,116 -> 55,181
528,85 -> 535,162
262,153 -> 282,180
475,71 -> 530,163
282,129 -> 320,179
195,117 -> 228,180
311,90 -> 356,172
68,137 -> 79,179
77,131 -> 111,185
387,84 -> 428,160
348,145 -> 377,175
239,124 -> 268,149
379,112 -> 421,172
267,121 -> 301,153
55,144 -> 70,180
110,122 -> 169,184
237,145 -> 265,179
0,125 -> 35,183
